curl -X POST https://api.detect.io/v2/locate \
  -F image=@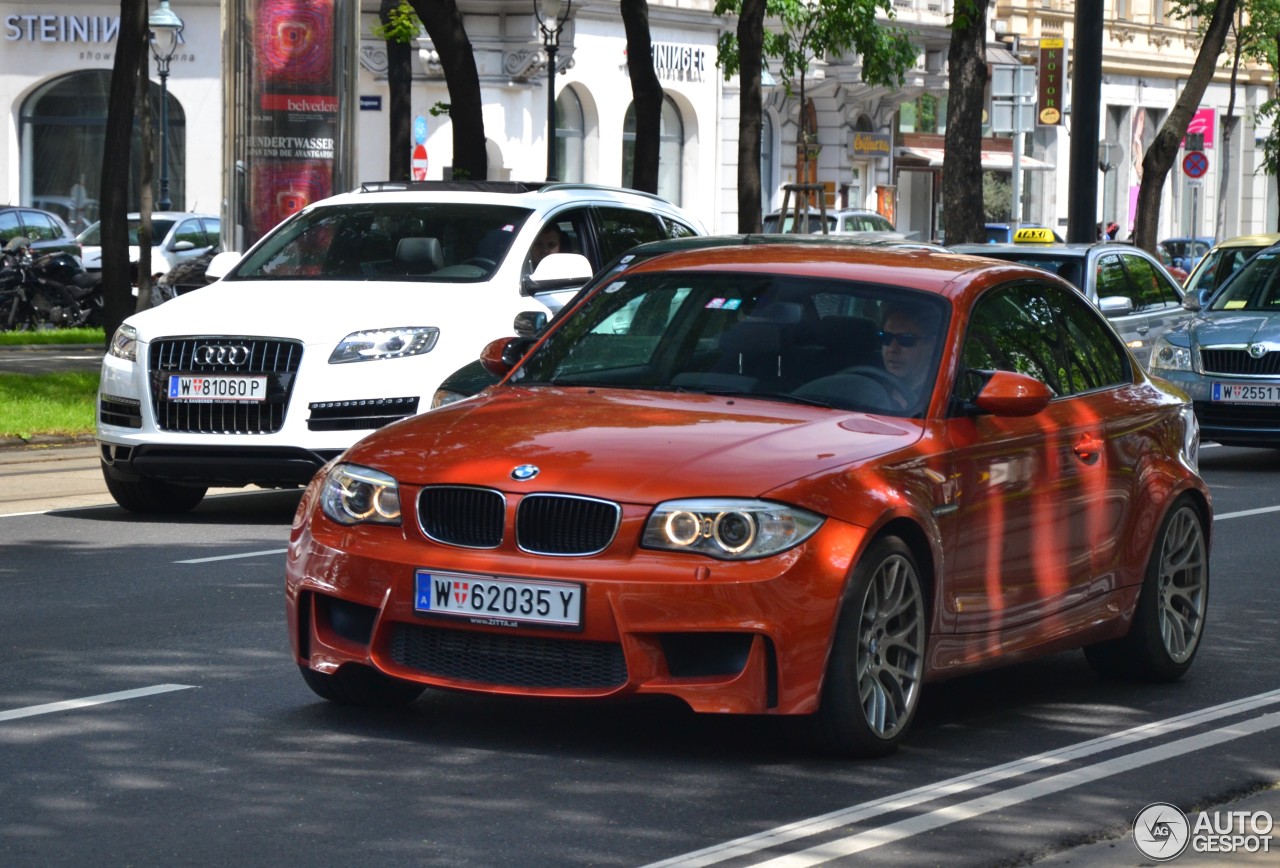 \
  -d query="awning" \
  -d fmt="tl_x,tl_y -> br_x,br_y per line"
897,146 -> 1055,171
